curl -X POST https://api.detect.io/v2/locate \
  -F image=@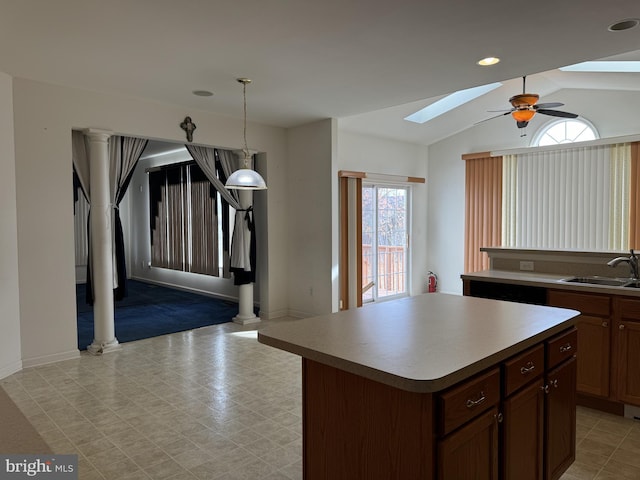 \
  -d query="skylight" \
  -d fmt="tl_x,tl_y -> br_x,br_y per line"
559,61 -> 640,73
404,82 -> 502,124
